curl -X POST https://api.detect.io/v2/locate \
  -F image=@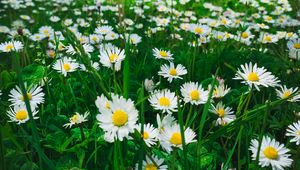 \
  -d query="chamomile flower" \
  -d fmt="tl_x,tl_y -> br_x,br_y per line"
211,84 -> 231,99
135,155 -> 168,170
190,24 -> 211,36
7,105 -> 38,124
65,44 -> 94,56
287,38 -> 300,60
237,30 -> 254,45
156,114 -> 177,132
180,82 -> 209,105
259,33 -> 279,44
39,26 -> 54,38
149,89 -> 178,114
96,95 -> 138,142
89,34 -> 102,44
95,94 -> 111,112
159,124 -> 196,153
95,25 -> 113,35
52,57 -> 79,77
286,121 -> 300,145
249,136 -> 293,170
9,84 -> 45,109
152,48 -> 173,60
210,102 -> 235,126
275,85 -> 300,102
0,40 -> 23,52
137,123 -> 159,147
158,62 -> 187,83
99,46 -> 125,71
234,62 -> 279,91
63,112 -> 89,128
